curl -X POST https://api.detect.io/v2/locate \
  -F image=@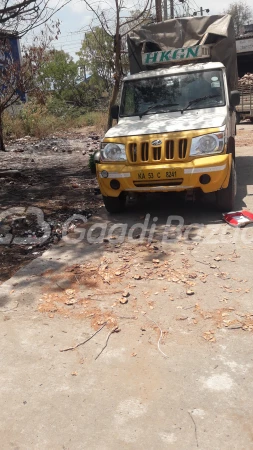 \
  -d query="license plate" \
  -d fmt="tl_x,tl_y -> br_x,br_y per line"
134,170 -> 178,180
